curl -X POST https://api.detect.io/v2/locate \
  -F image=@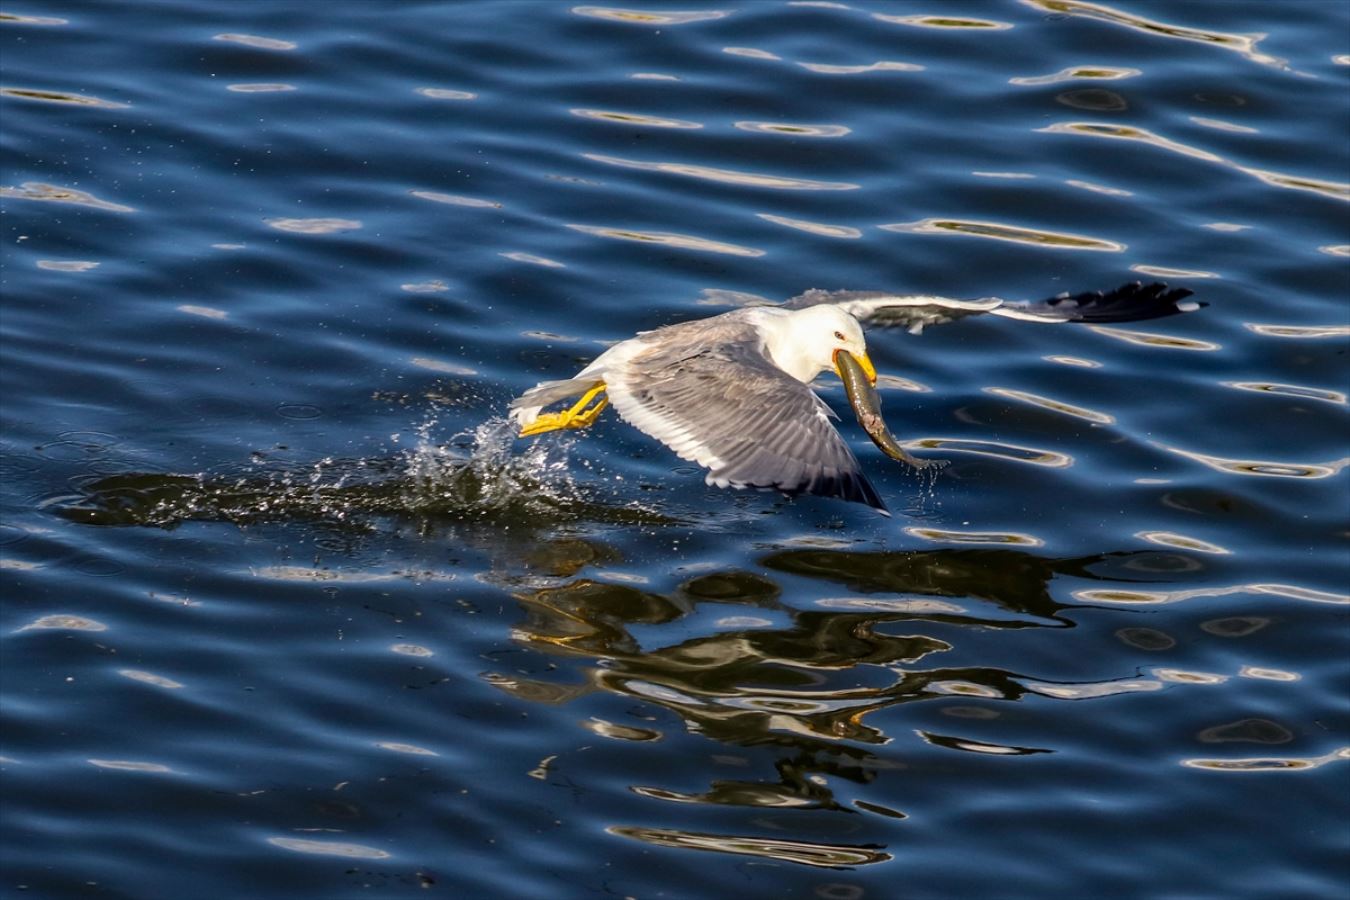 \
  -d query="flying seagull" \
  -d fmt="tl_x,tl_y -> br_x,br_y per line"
510,281 -> 1200,514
